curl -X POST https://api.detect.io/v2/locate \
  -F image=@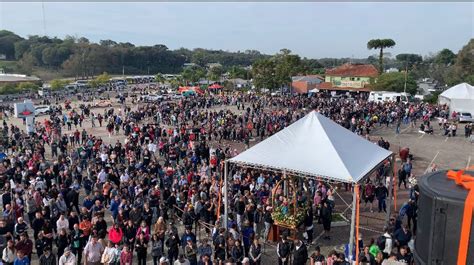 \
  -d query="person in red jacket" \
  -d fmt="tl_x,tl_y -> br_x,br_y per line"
108,223 -> 123,245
